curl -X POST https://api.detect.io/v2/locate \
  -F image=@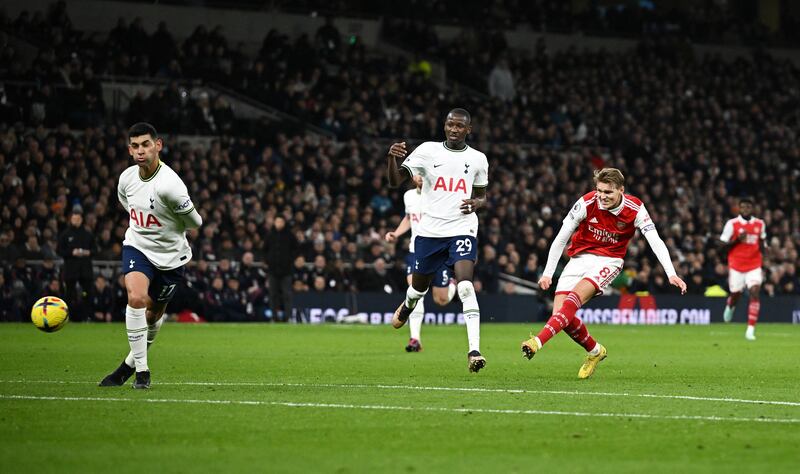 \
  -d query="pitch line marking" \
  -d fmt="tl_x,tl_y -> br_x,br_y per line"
0,394 -> 797,424
1,379 -> 799,407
